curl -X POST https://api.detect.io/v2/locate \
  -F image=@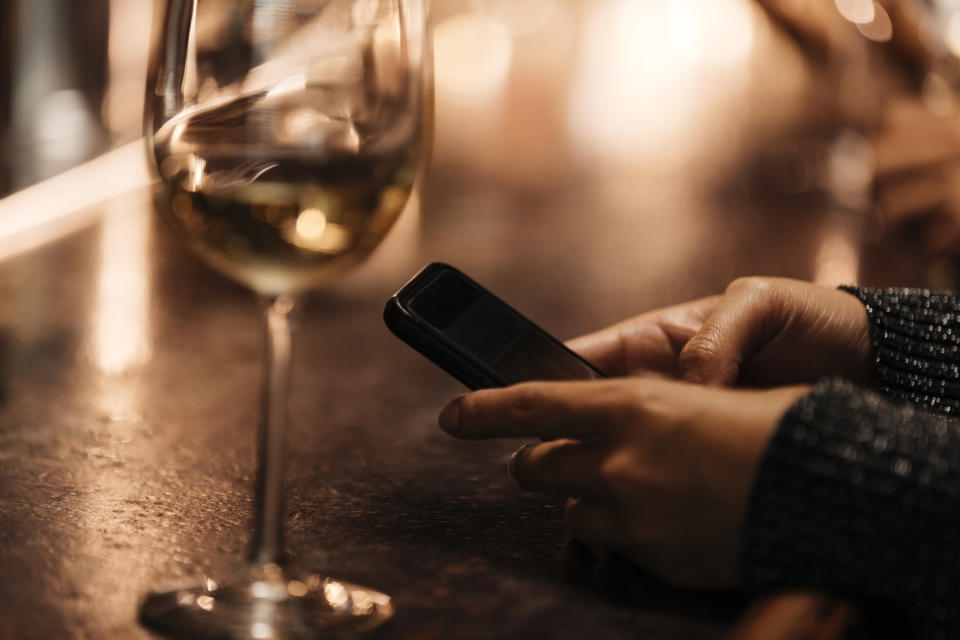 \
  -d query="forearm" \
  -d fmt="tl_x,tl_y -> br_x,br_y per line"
842,286 -> 960,414
741,380 -> 960,638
